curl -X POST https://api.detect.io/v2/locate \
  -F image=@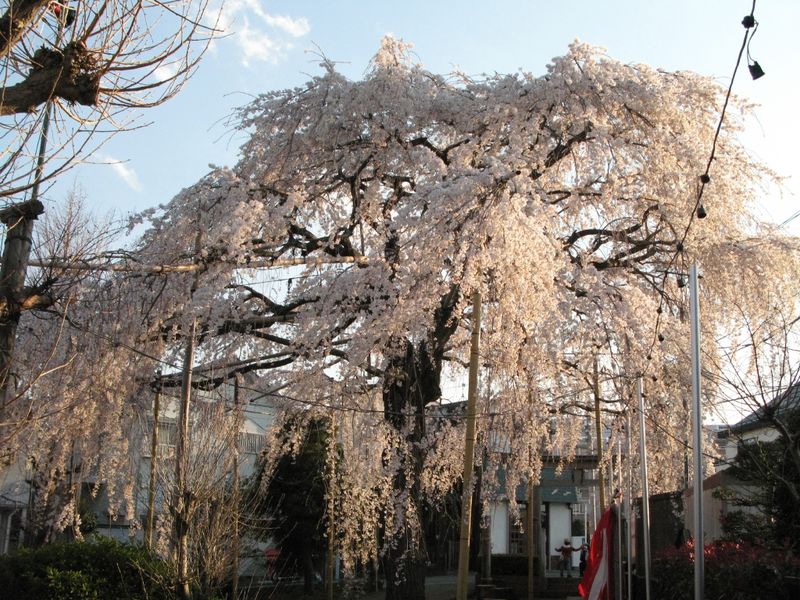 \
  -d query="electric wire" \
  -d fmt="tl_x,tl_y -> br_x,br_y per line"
645,0 -> 760,369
